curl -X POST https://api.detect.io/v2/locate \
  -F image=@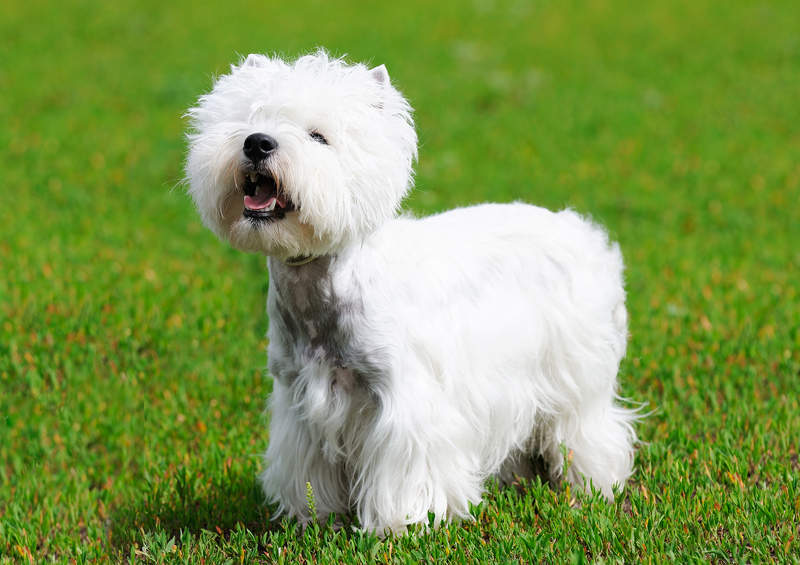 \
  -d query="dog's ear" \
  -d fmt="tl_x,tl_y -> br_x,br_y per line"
369,65 -> 390,110
243,54 -> 267,67
370,64 -> 390,87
